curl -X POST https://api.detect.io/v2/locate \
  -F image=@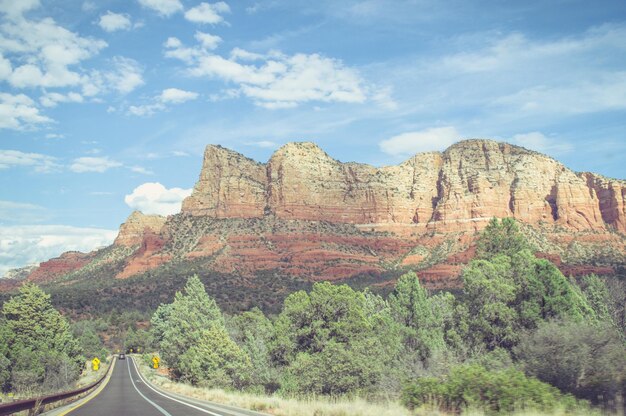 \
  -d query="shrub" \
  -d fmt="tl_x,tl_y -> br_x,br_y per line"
402,364 -> 584,414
